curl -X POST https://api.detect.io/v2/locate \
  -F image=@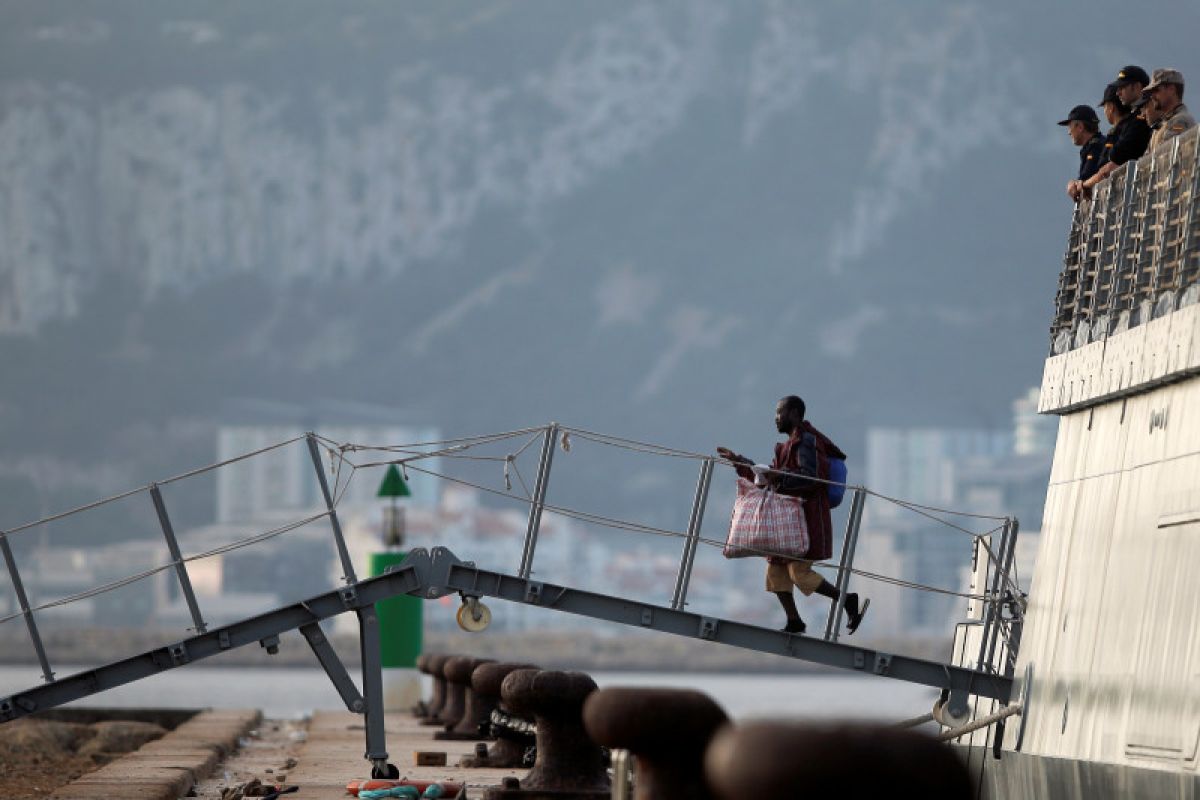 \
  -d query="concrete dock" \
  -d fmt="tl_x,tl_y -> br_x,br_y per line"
48,709 -> 524,800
